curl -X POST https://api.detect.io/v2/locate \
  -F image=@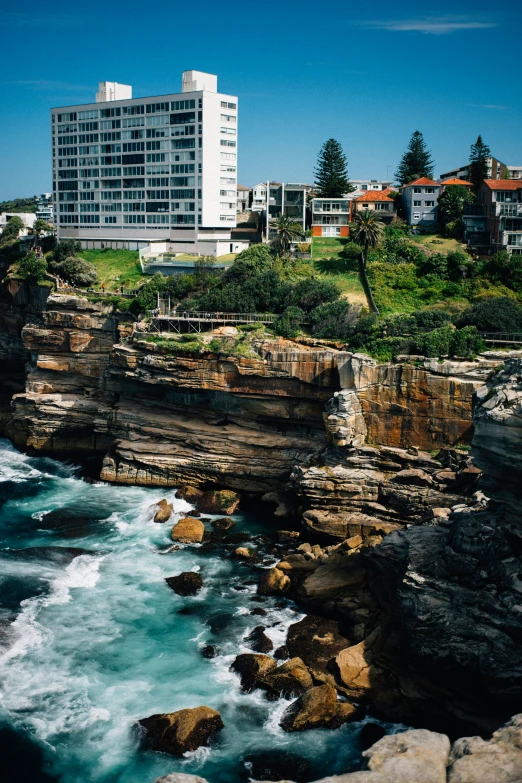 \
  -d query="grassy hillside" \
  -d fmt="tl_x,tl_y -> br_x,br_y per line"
311,238 -> 366,305
81,249 -> 143,289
